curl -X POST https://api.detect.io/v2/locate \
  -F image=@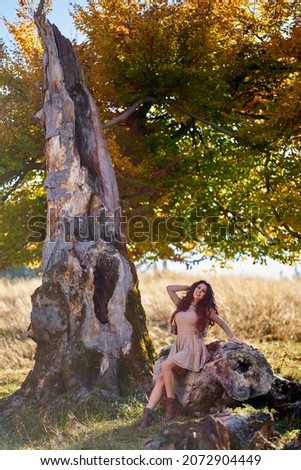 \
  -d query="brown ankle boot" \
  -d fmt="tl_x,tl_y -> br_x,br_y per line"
137,407 -> 153,429
163,397 -> 181,421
